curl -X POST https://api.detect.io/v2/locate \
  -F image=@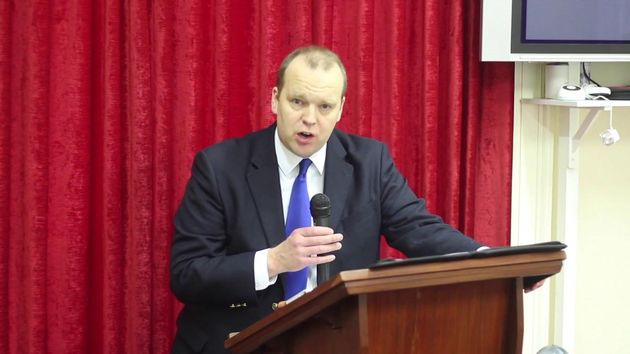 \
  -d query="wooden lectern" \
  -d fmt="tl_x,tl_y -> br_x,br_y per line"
225,247 -> 565,354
